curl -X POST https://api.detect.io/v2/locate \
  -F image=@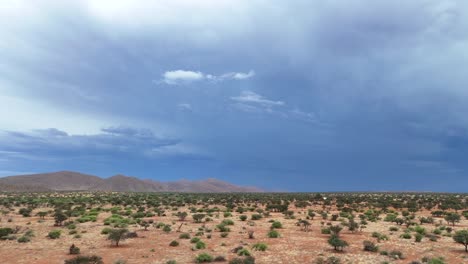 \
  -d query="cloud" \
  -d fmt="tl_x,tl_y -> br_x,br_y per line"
162,70 -> 205,85
162,70 -> 255,85
0,127 -> 182,160
231,91 -> 284,107
177,103 -> 193,112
